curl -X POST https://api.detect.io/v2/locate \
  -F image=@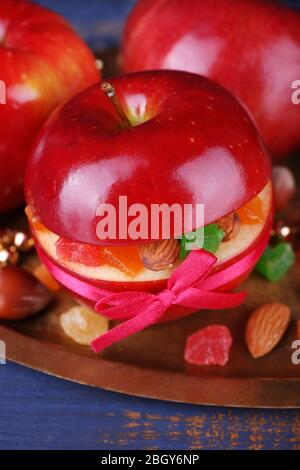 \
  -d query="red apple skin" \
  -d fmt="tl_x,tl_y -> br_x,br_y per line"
122,0 -> 300,159
26,70 -> 271,245
0,0 -> 100,213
